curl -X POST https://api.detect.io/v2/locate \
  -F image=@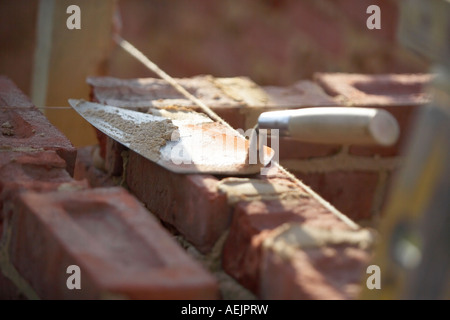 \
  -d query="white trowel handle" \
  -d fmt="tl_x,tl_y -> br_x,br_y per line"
258,107 -> 400,146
